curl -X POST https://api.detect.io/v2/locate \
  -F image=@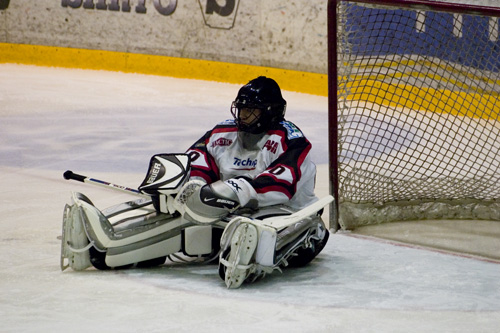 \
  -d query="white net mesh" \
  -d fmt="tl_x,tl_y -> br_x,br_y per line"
335,1 -> 500,229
